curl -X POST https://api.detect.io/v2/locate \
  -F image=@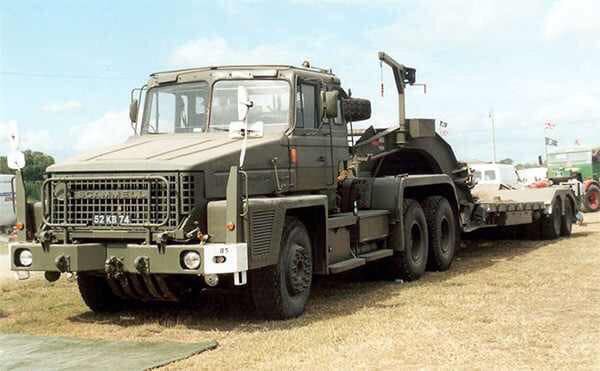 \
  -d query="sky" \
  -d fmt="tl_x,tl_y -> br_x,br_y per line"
0,0 -> 599,164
